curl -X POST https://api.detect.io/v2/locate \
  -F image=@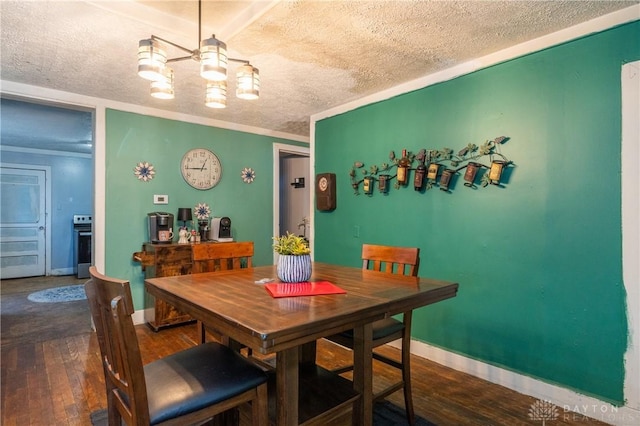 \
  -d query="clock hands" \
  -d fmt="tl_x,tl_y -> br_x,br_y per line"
184,160 -> 209,171
181,149 -> 220,189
